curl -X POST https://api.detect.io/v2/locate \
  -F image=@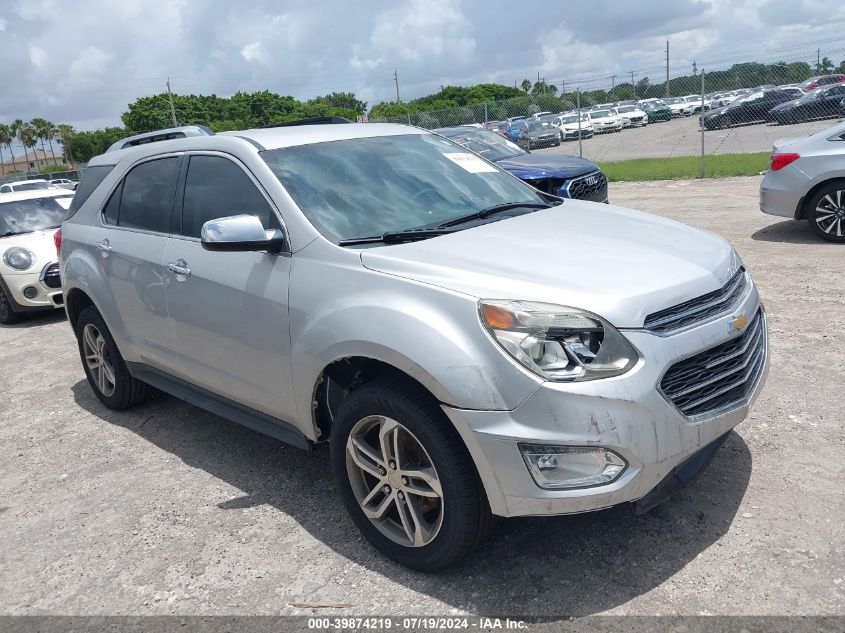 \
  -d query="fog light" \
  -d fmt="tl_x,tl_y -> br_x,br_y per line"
519,444 -> 627,490
23,286 -> 38,299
